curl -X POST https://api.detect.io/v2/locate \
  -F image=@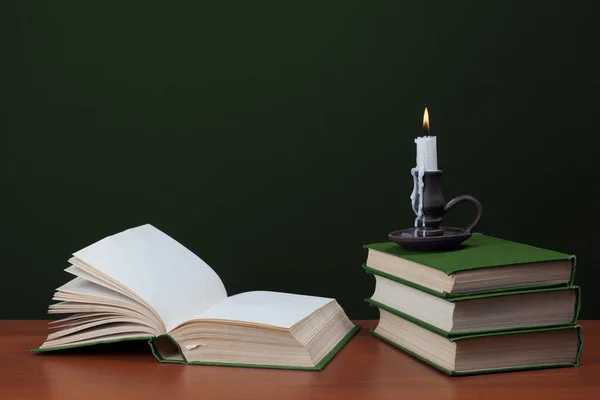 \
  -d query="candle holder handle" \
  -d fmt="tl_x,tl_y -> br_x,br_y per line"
444,195 -> 483,234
